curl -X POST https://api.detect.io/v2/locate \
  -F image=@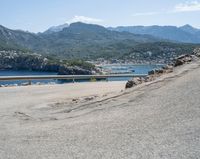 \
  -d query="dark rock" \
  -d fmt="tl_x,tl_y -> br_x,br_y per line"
125,80 -> 135,89
125,77 -> 144,89
72,98 -> 79,102
148,69 -> 164,75
148,70 -> 155,75
174,59 -> 184,66
174,54 -> 192,67
155,69 -> 164,74
84,96 -> 95,101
